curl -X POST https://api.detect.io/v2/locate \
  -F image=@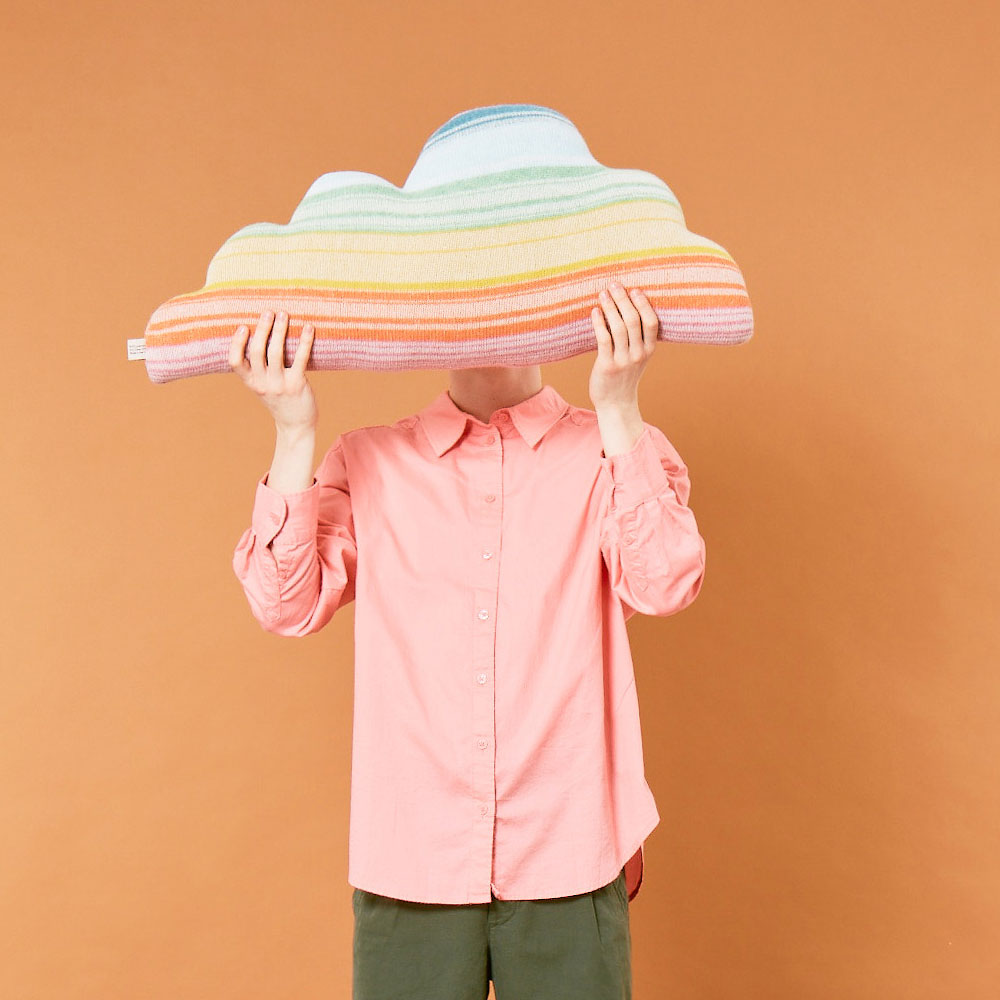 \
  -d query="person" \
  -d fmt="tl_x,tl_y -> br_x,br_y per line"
229,281 -> 707,1000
